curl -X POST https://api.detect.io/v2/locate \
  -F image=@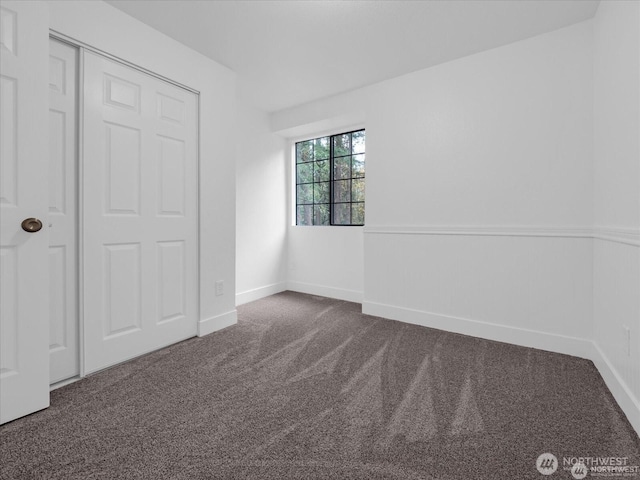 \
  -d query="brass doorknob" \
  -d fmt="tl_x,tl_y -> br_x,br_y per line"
21,218 -> 43,233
